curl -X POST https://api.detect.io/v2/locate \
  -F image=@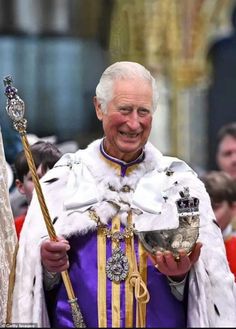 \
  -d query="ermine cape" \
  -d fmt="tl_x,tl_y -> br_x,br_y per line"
12,139 -> 236,327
